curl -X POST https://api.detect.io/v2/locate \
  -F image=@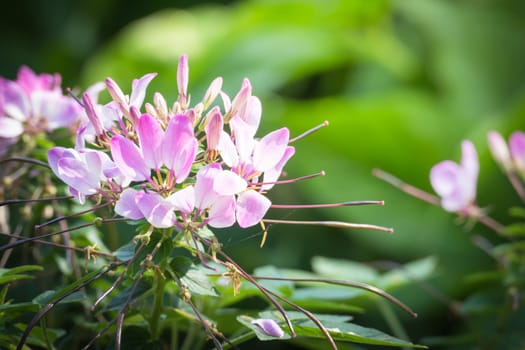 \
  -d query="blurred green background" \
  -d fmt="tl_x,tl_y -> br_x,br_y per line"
3,0 -> 525,347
